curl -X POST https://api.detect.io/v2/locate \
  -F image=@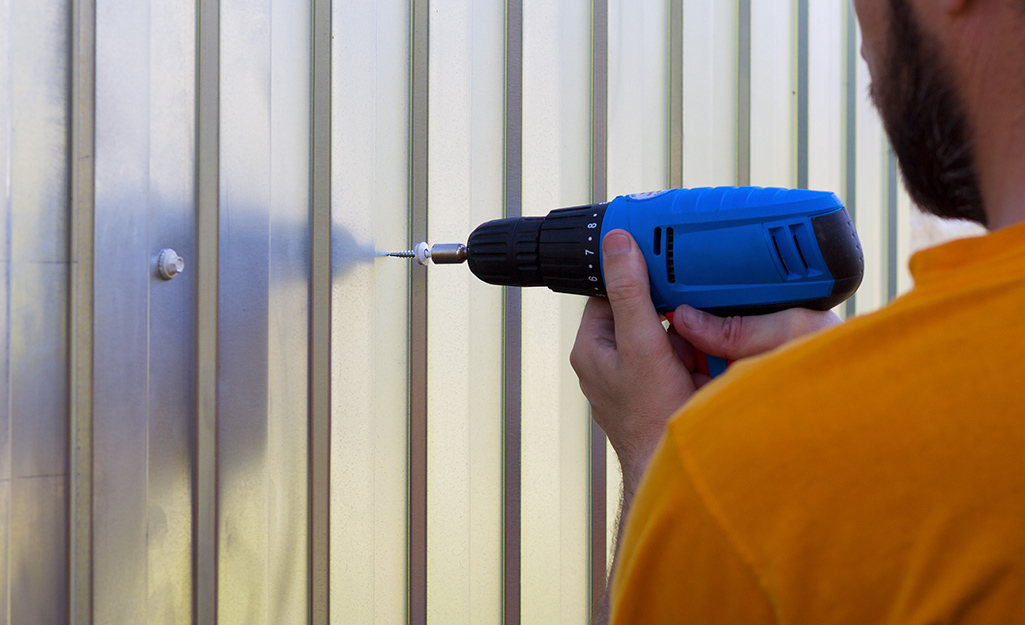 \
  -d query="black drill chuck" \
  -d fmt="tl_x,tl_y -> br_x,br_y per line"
466,203 -> 609,297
